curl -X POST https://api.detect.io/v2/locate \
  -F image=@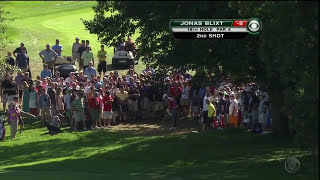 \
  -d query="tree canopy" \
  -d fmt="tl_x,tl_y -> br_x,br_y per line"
84,1 -> 318,151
